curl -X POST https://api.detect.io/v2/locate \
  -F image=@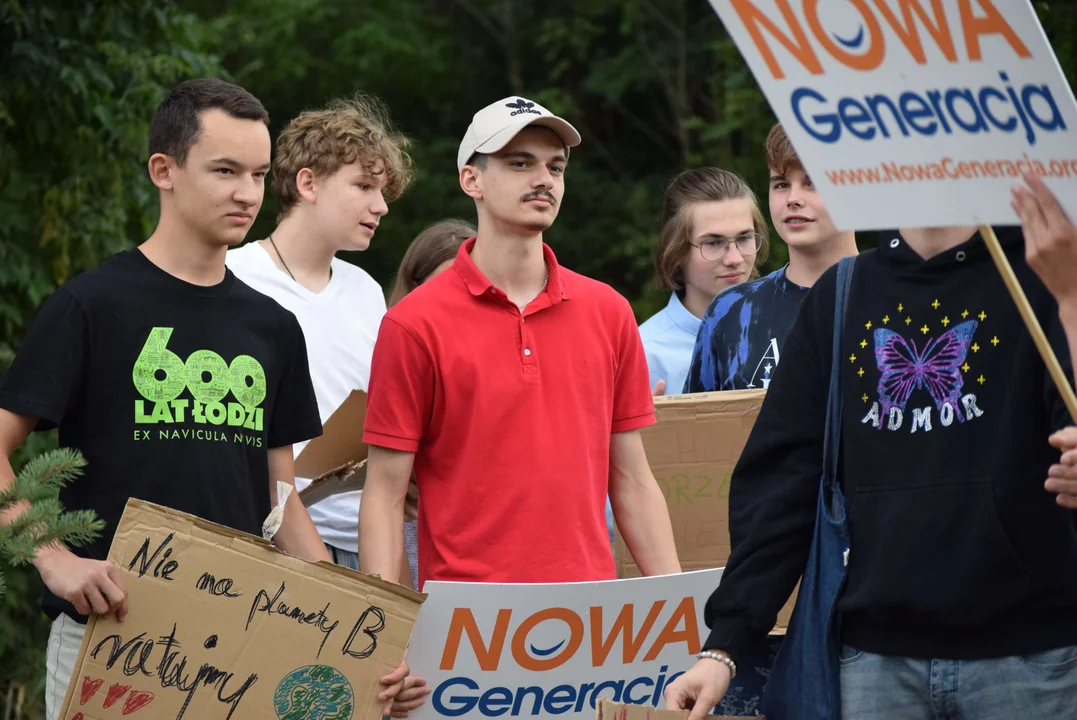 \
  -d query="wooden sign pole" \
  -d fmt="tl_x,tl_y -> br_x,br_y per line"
980,224 -> 1077,422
